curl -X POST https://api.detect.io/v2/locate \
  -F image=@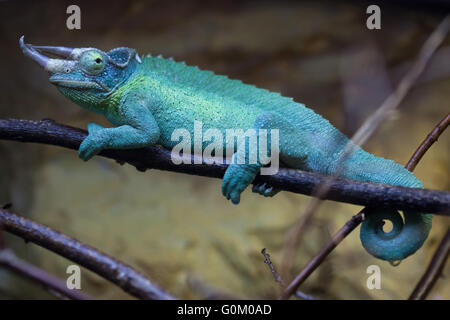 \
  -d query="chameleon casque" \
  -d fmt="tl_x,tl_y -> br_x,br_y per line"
20,36 -> 432,262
